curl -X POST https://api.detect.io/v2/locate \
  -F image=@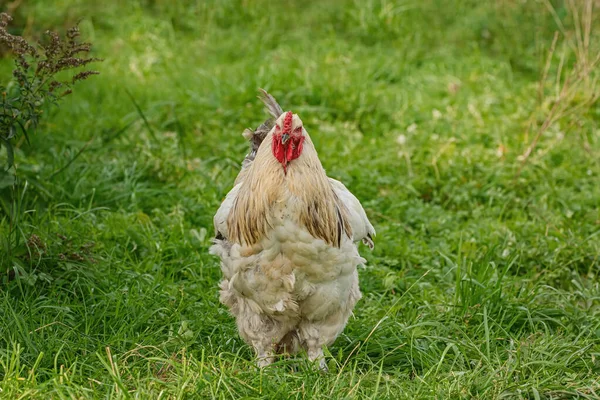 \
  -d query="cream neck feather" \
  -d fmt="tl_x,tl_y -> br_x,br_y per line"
228,130 -> 352,247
